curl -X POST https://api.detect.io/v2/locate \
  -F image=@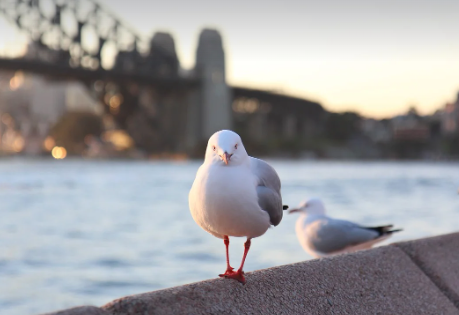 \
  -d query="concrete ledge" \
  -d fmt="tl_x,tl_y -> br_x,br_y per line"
102,246 -> 458,315
395,232 -> 459,308
40,306 -> 110,315
35,233 -> 459,315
